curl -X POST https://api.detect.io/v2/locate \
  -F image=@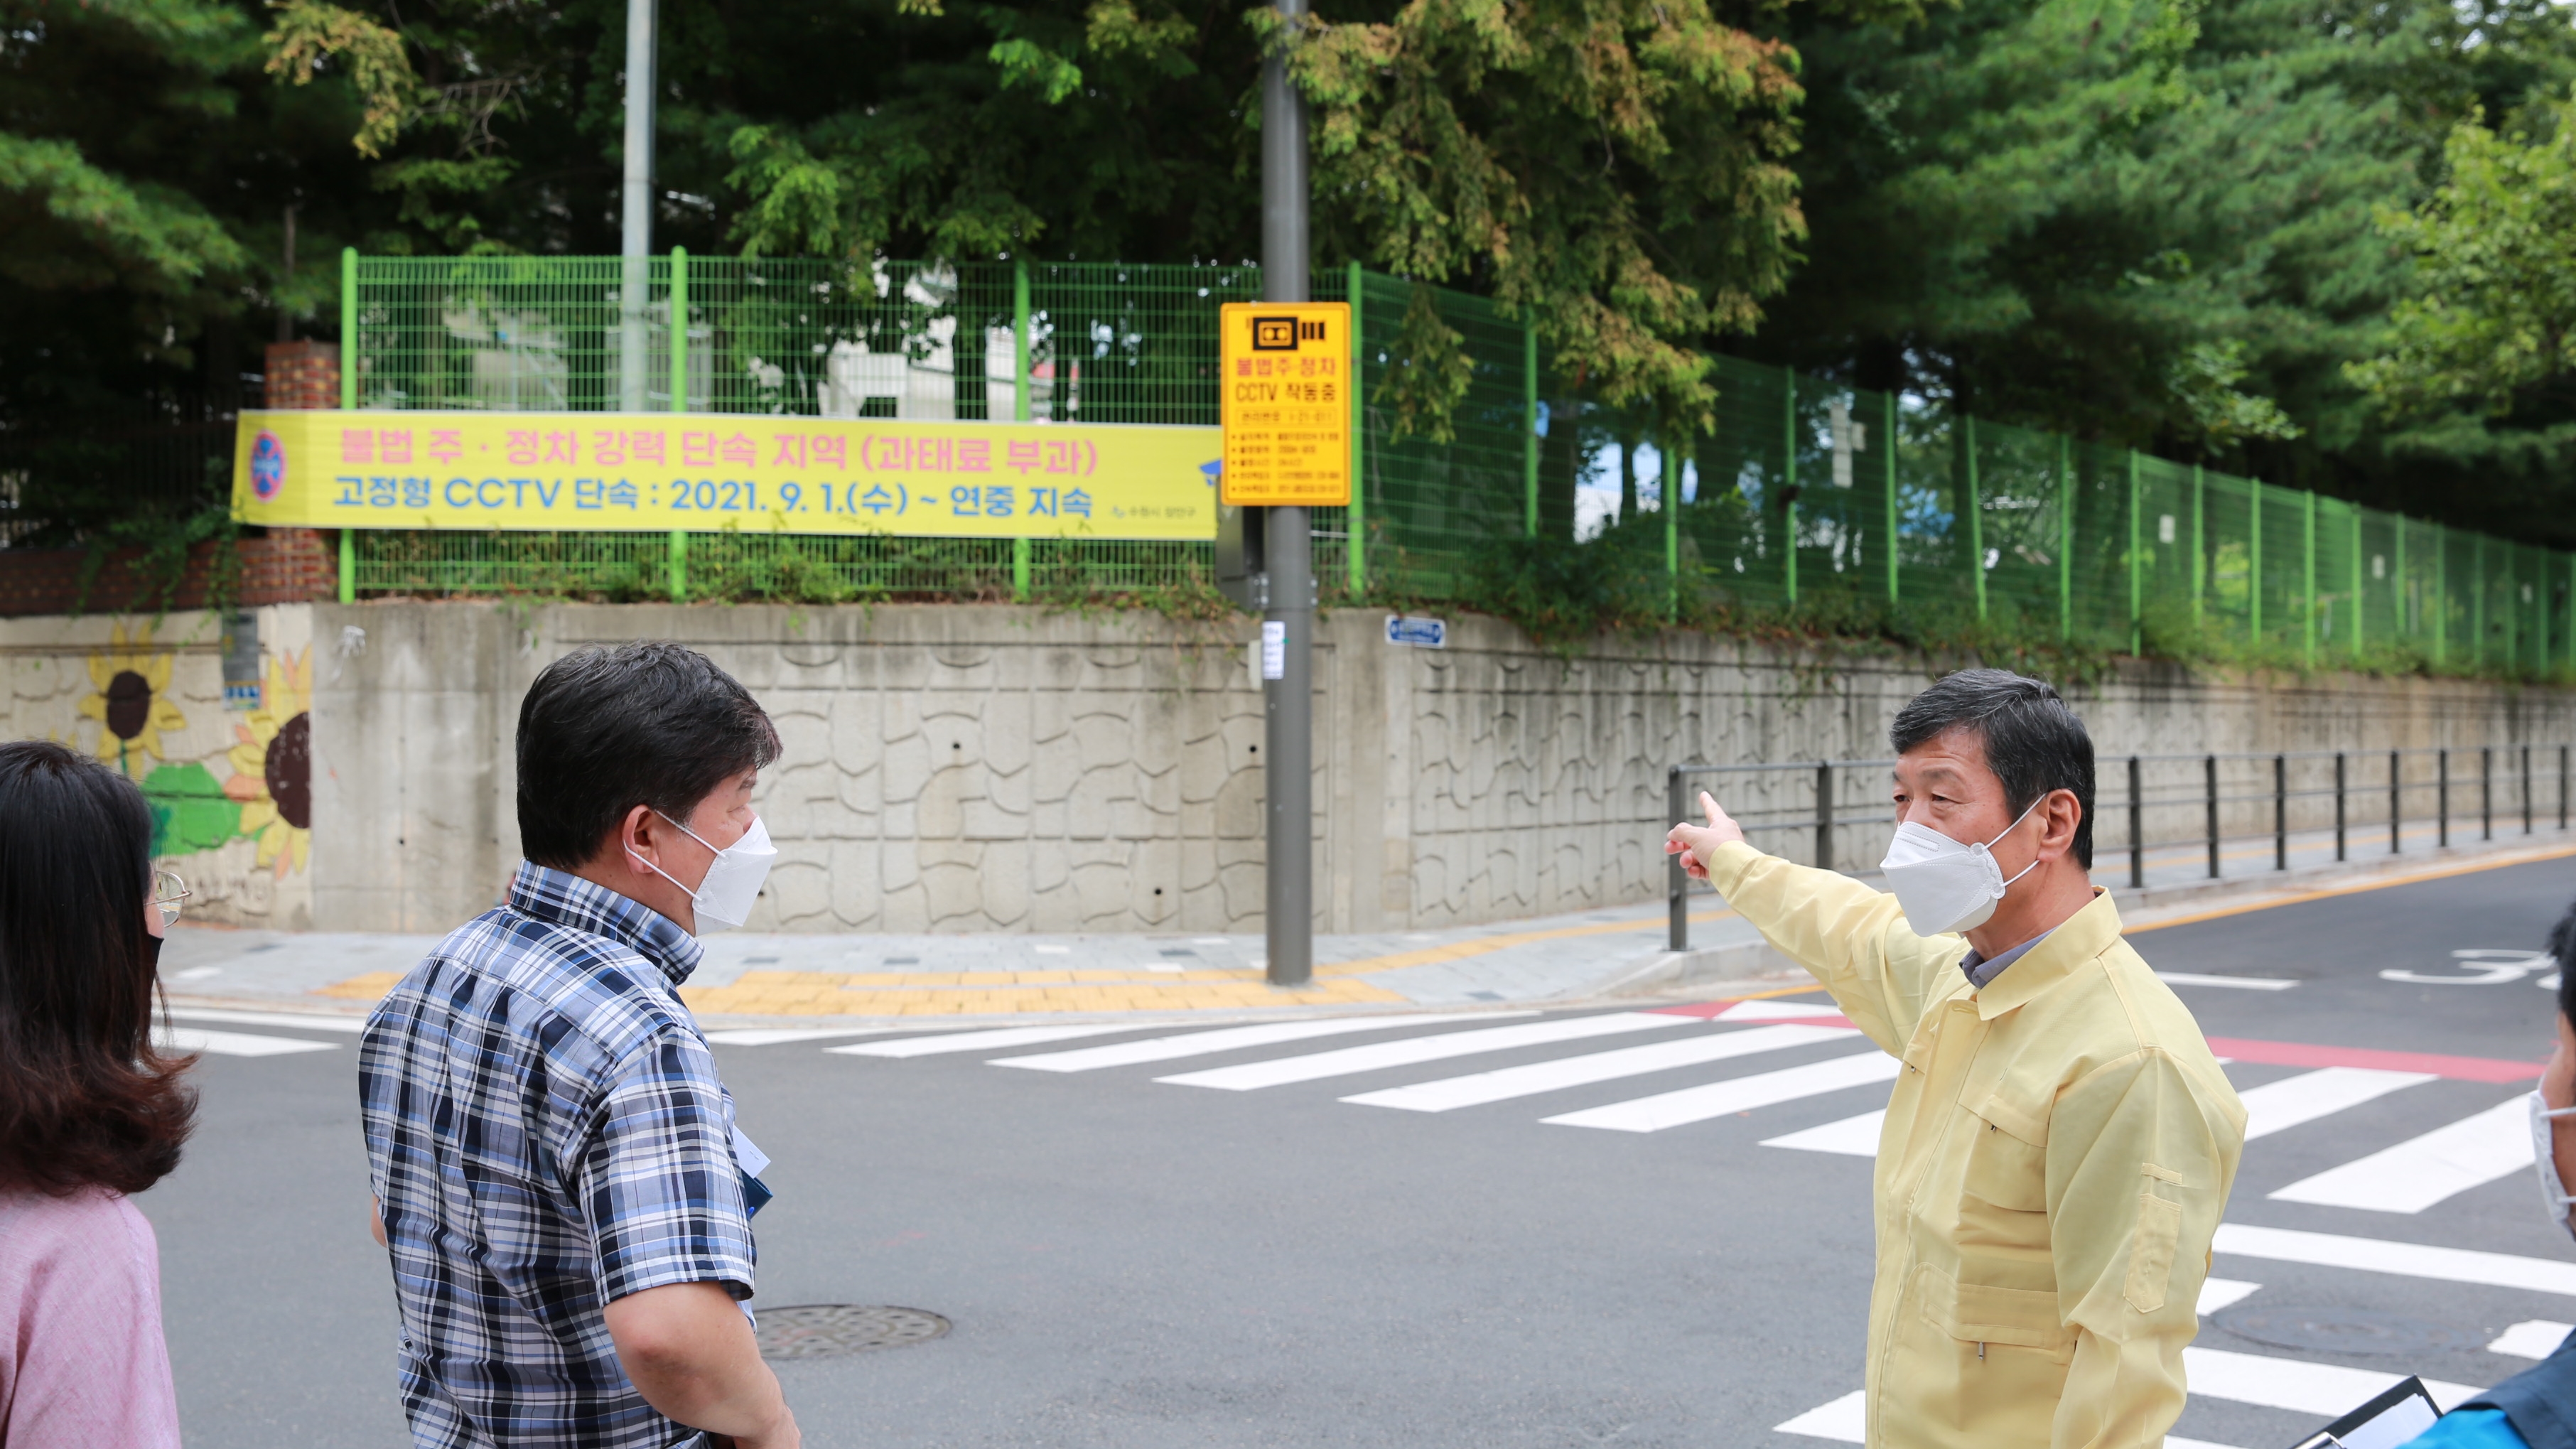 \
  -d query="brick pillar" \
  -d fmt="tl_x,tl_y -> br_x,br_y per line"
264,341 -> 341,410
